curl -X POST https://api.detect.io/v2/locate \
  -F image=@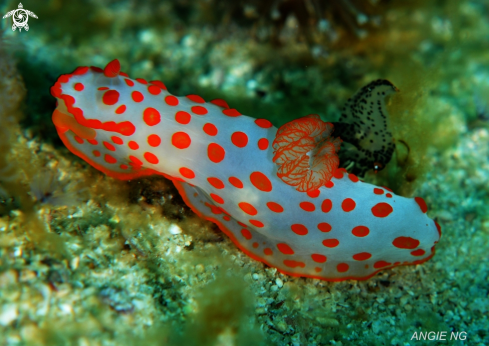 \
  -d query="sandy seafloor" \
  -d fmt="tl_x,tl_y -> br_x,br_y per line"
0,1 -> 488,345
